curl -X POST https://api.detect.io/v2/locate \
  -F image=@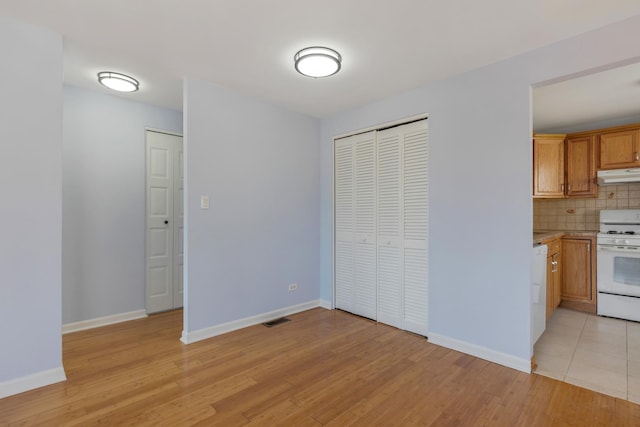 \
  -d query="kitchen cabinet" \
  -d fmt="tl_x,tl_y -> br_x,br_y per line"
599,128 -> 640,170
561,236 -> 597,313
565,135 -> 597,197
533,133 -> 597,198
533,134 -> 565,198
544,238 -> 562,319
